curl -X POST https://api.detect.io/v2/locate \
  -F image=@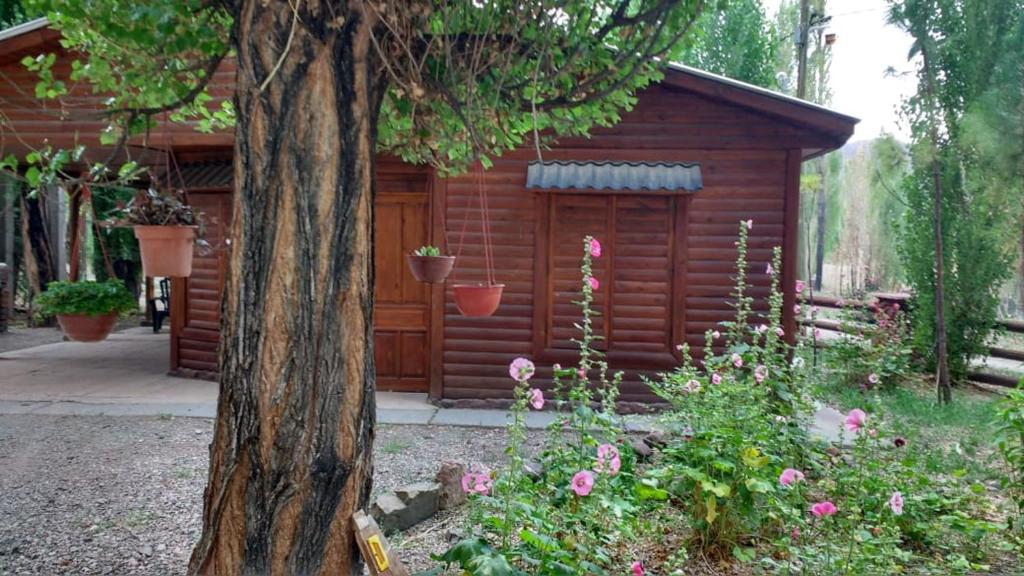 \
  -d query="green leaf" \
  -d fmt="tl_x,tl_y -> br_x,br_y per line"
25,166 -> 41,188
